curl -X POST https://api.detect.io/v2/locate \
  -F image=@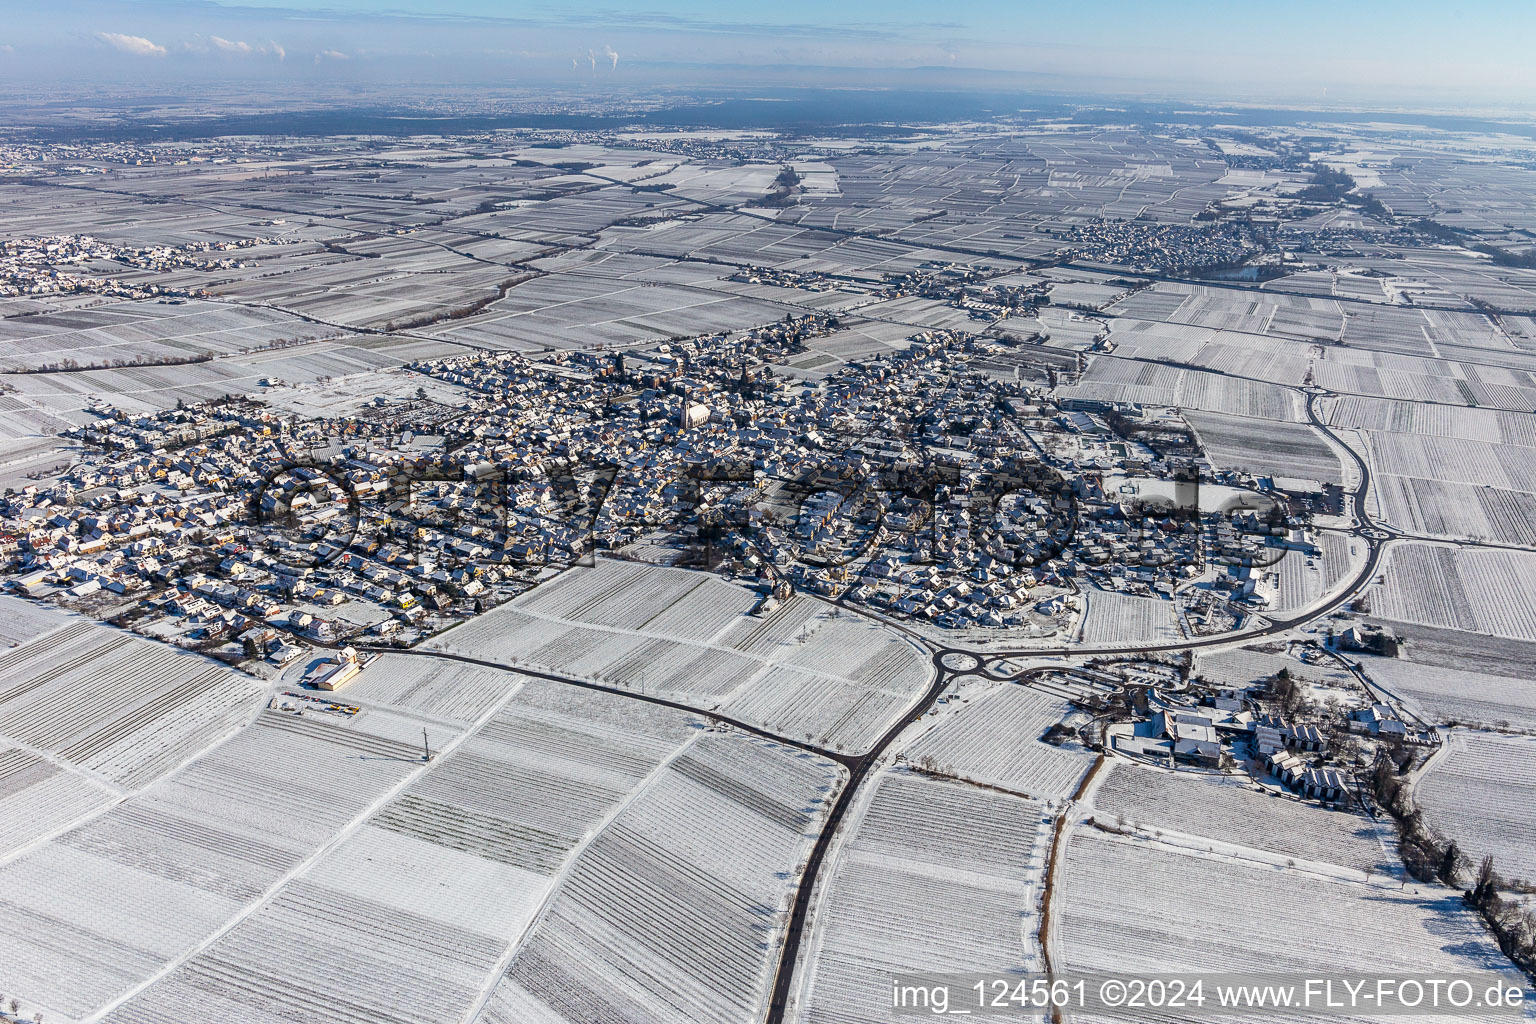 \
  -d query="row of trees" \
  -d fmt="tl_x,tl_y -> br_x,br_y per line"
1371,755 -> 1536,978
11,351 -> 214,375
